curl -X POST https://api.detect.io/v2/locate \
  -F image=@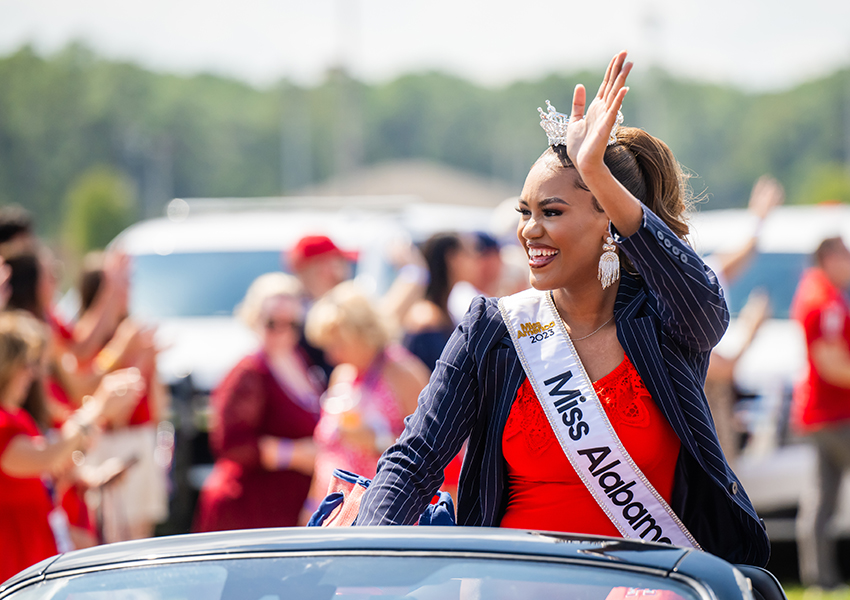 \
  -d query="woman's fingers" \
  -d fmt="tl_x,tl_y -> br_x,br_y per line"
612,86 -> 629,119
567,51 -> 631,163
592,87 -> 628,147
597,52 -> 623,98
570,84 -> 587,121
602,87 -> 628,129
596,55 -> 615,99
599,51 -> 628,100
606,61 -> 633,108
